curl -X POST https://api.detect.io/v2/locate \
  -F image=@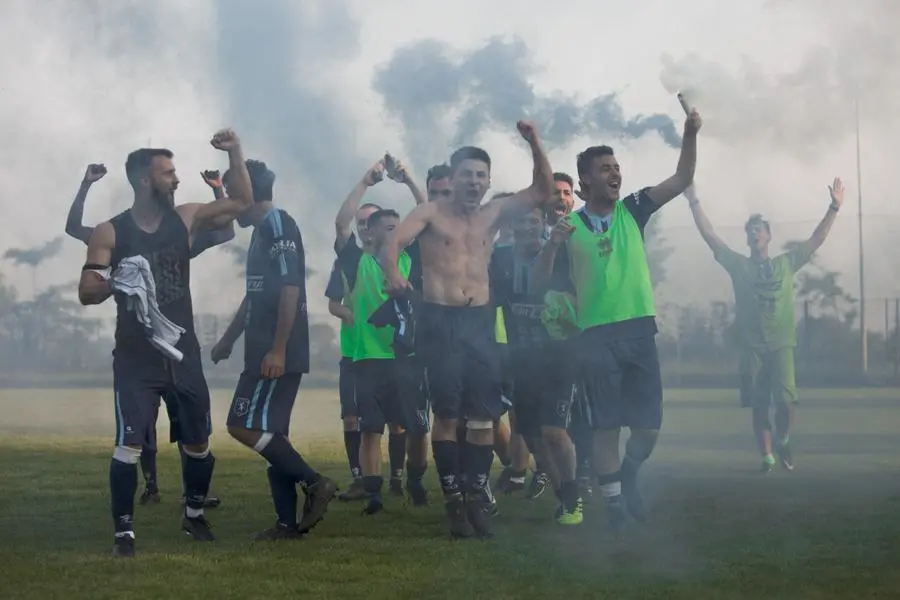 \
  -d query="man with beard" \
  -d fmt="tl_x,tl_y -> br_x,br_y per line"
491,206 -> 582,525
66,163 -> 230,509
334,158 -> 429,513
383,120 -> 554,539
78,129 -> 254,557
686,180 -> 843,472
211,160 -> 338,539
534,108 -> 702,533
